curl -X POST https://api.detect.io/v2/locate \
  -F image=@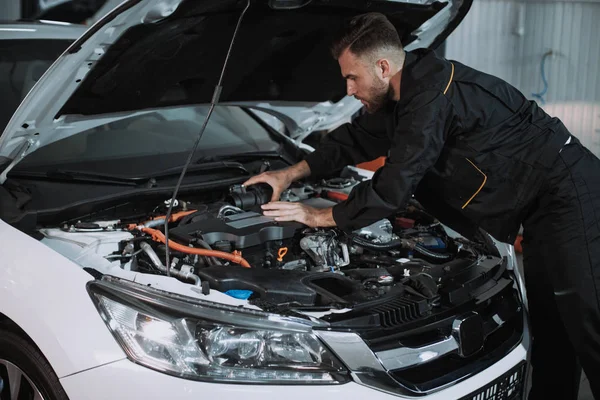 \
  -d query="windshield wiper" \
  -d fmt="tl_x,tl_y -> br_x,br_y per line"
10,161 -> 249,187
10,170 -> 143,186
154,160 -> 249,178
195,150 -> 292,164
